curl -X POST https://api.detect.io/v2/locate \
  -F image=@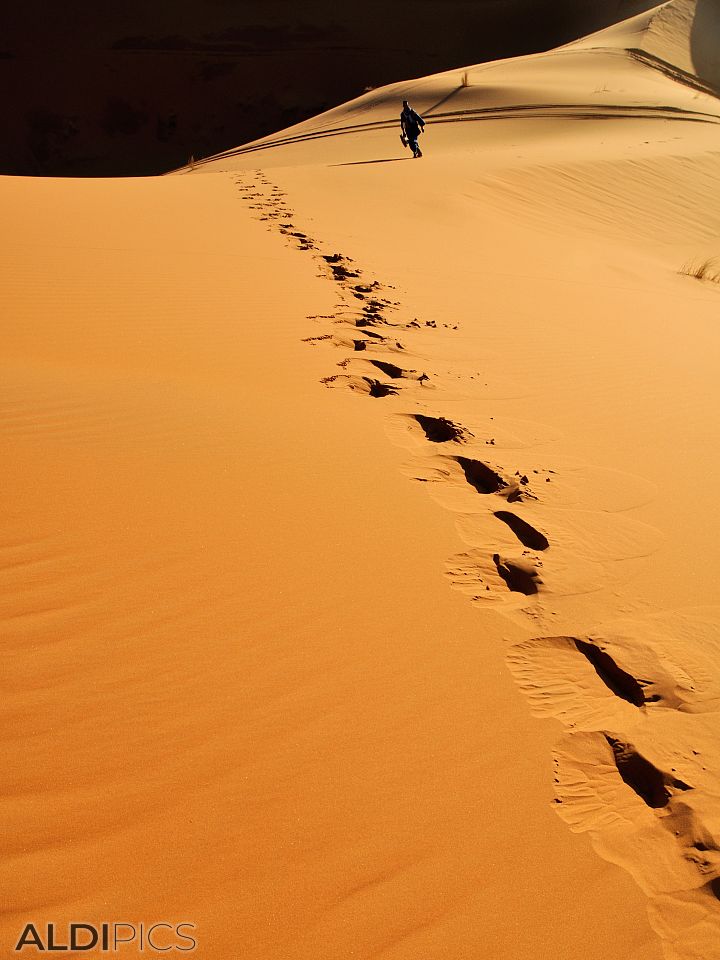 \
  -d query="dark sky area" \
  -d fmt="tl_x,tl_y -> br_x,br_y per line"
2,1 -> 657,176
